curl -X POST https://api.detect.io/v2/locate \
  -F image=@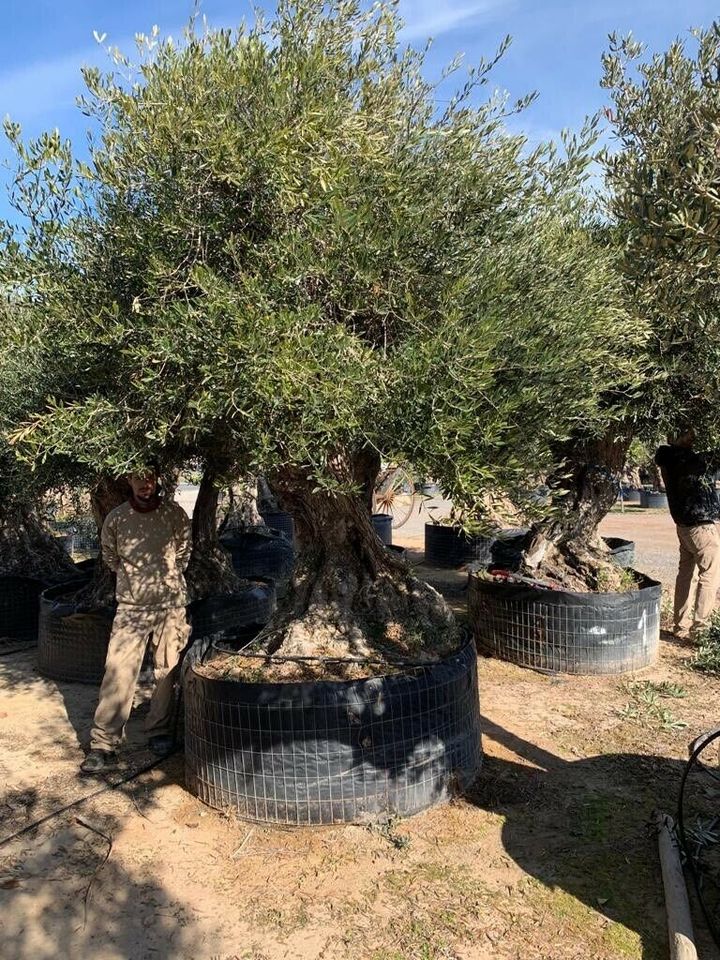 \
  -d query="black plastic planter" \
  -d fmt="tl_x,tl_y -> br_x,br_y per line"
38,580 -> 276,685
468,572 -> 660,675
261,511 -> 295,542
602,537 -> 635,569
188,580 -> 275,642
639,491 -> 668,509
386,544 -> 407,560
221,528 -> 295,580
371,513 -> 393,545
37,582 -> 114,684
618,487 -> 641,504
184,640 -> 482,825
425,523 -> 494,569
0,575 -> 46,646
